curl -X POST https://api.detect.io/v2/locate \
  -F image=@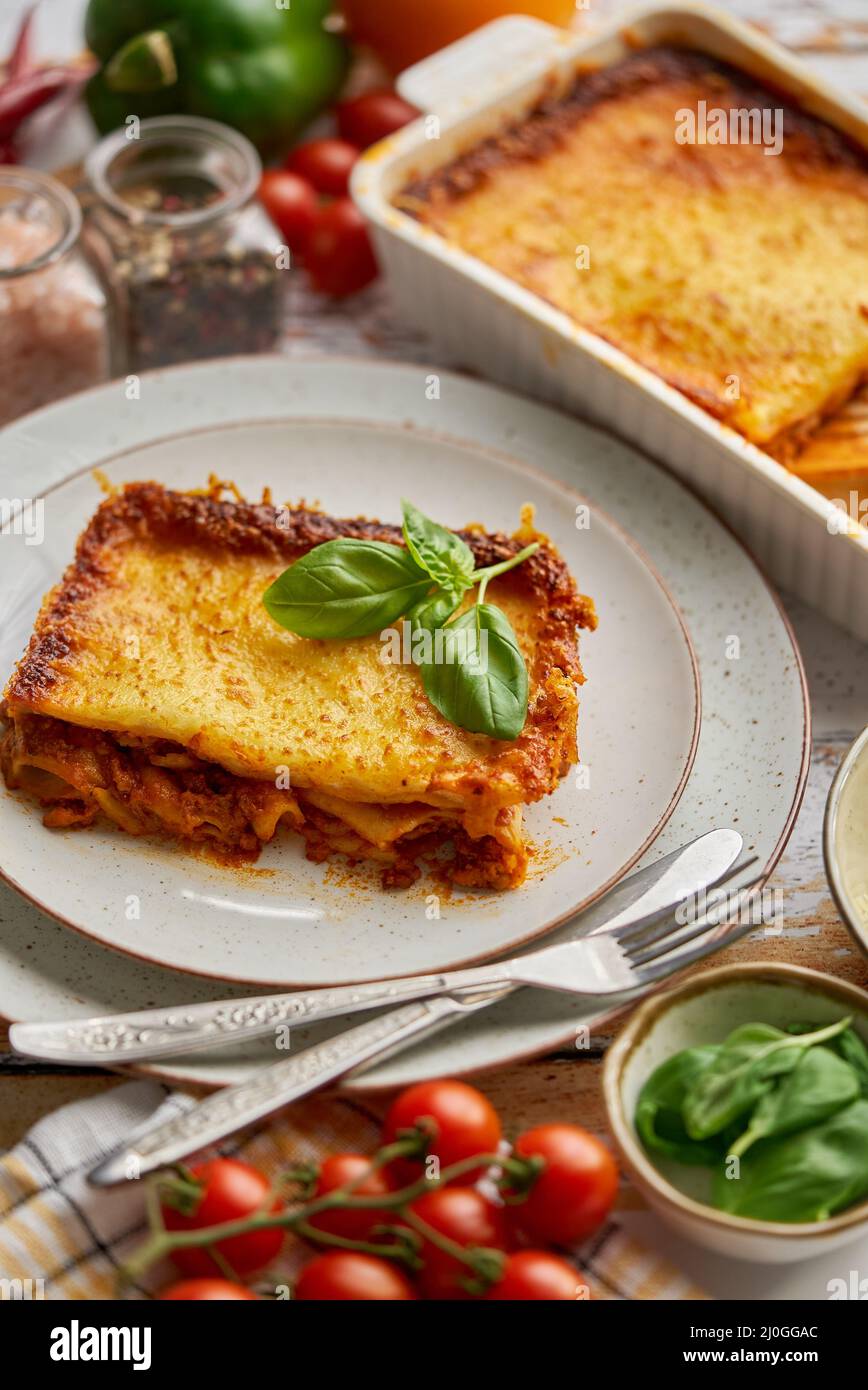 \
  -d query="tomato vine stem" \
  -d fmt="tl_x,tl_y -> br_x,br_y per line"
121,1137 -> 541,1289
